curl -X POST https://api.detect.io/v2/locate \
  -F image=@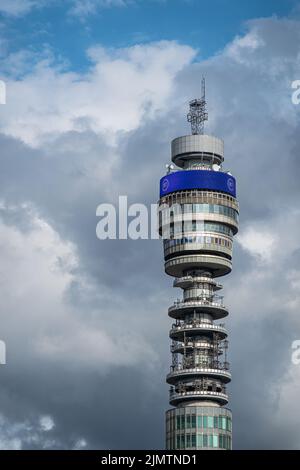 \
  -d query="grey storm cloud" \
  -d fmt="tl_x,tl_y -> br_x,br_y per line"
0,15 -> 300,449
